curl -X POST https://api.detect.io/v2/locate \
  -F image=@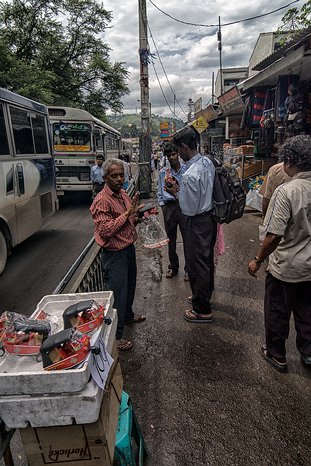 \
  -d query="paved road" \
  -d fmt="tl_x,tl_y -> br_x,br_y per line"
1,185 -> 311,465
0,192 -> 94,316
121,207 -> 311,466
